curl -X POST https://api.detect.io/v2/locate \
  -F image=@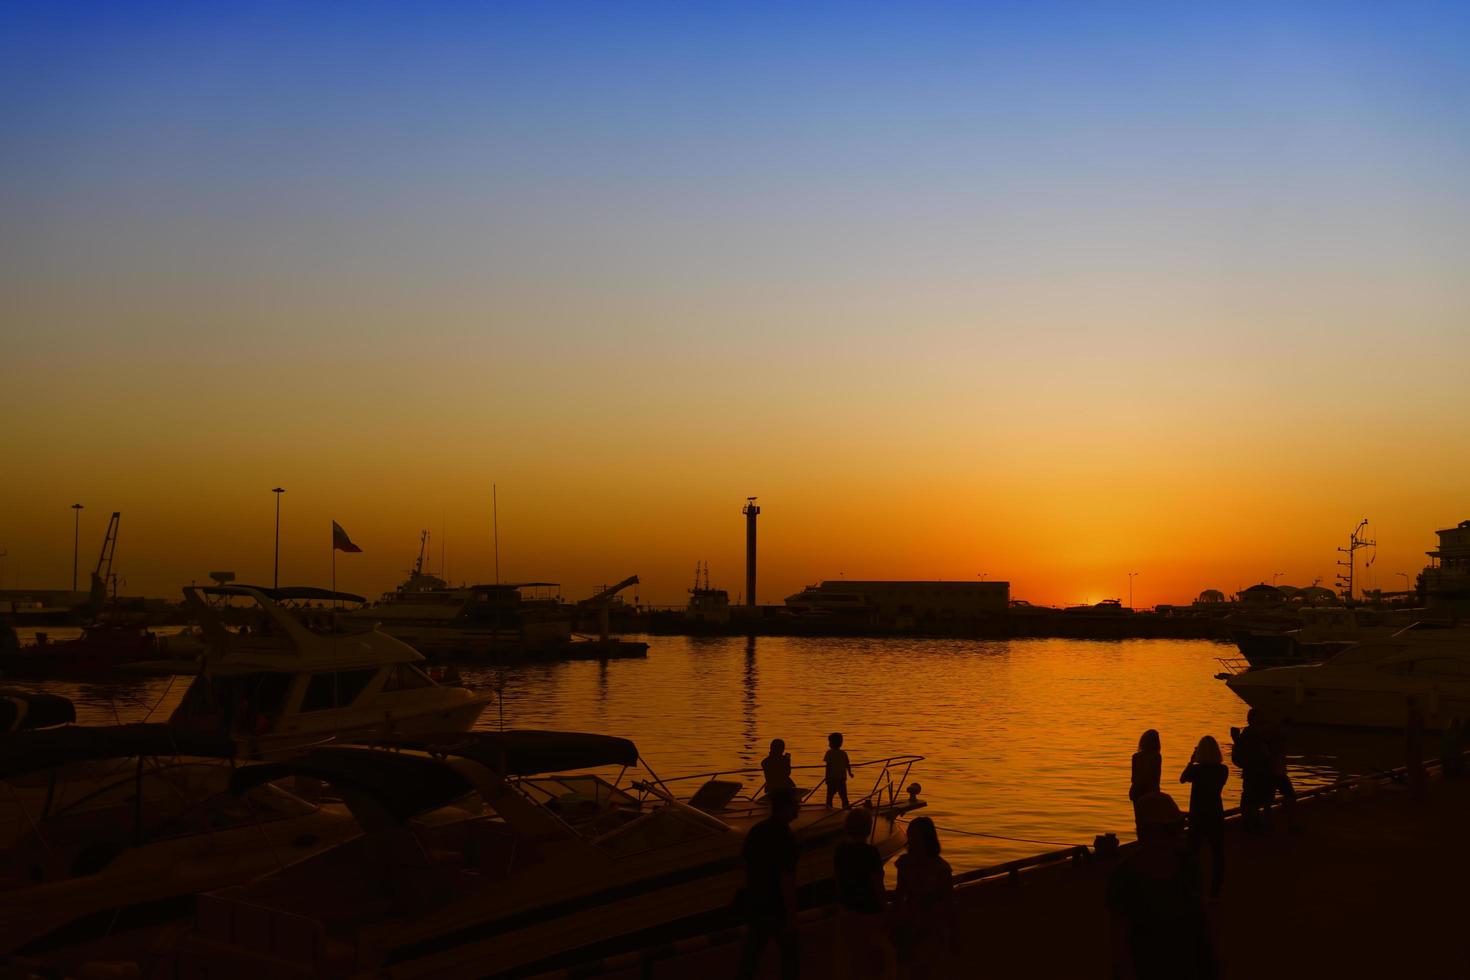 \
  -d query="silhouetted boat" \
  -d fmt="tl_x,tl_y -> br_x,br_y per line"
168,732 -> 927,977
0,724 -> 359,966
0,688 -> 75,732
0,621 -> 161,678
1227,623 -> 1470,728
163,584 -> 491,757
